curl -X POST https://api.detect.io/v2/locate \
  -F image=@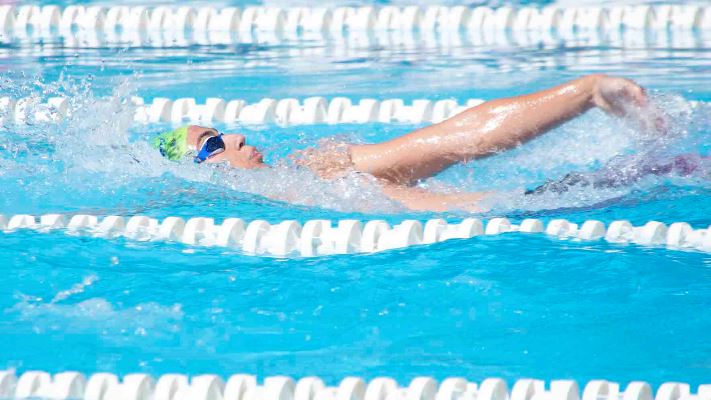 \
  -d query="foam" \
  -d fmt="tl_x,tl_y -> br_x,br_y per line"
10,296 -> 184,337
